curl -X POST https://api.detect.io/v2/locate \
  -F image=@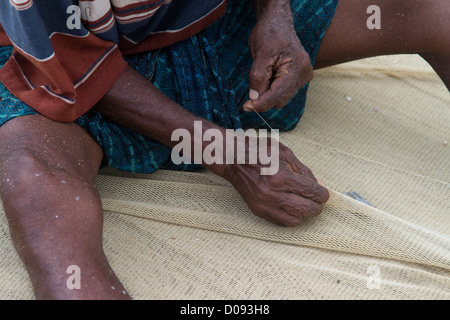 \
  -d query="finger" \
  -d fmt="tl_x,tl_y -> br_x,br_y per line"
279,192 -> 324,219
282,172 -> 330,204
317,179 -> 327,187
283,148 -> 318,181
243,58 -> 276,112
251,75 -> 295,112
248,56 -> 275,98
259,207 -> 303,227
